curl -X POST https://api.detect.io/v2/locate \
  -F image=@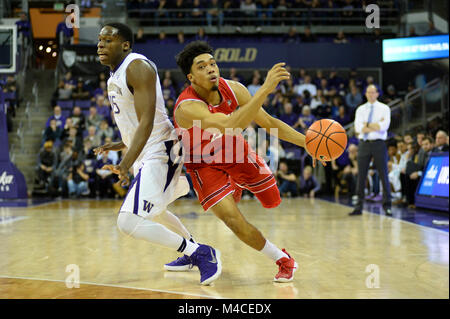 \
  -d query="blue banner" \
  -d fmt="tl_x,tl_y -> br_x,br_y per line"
417,154 -> 449,198
382,34 -> 449,63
